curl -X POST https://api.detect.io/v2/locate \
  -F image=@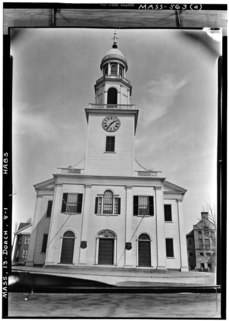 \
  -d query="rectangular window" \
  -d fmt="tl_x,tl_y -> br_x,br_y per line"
61,193 -> 83,213
204,239 -> 210,248
47,200 -> 53,217
41,234 -> 48,253
166,238 -> 174,258
22,249 -> 28,258
199,239 -> 203,248
164,204 -> 172,221
200,252 -> 204,256
106,136 -> 115,152
95,195 -> 121,215
24,236 -> 30,245
133,196 -> 154,216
